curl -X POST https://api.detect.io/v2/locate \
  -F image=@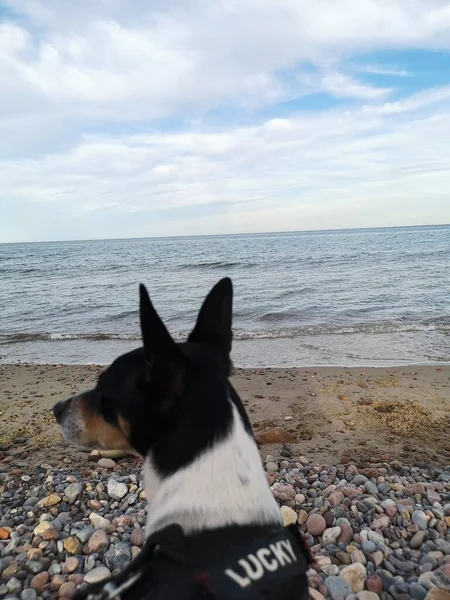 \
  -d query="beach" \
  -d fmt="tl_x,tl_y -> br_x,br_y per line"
1,363 -> 449,469
1,363 -> 450,600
